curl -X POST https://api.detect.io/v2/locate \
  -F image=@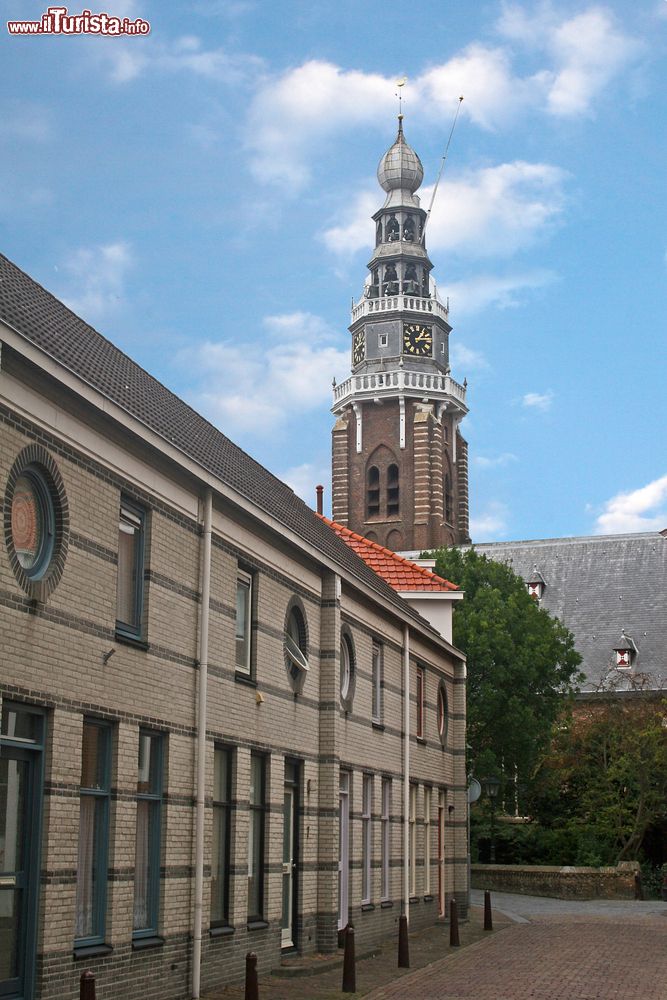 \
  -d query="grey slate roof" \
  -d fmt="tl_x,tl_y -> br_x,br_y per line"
0,252 -> 449,643
468,533 -> 667,692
